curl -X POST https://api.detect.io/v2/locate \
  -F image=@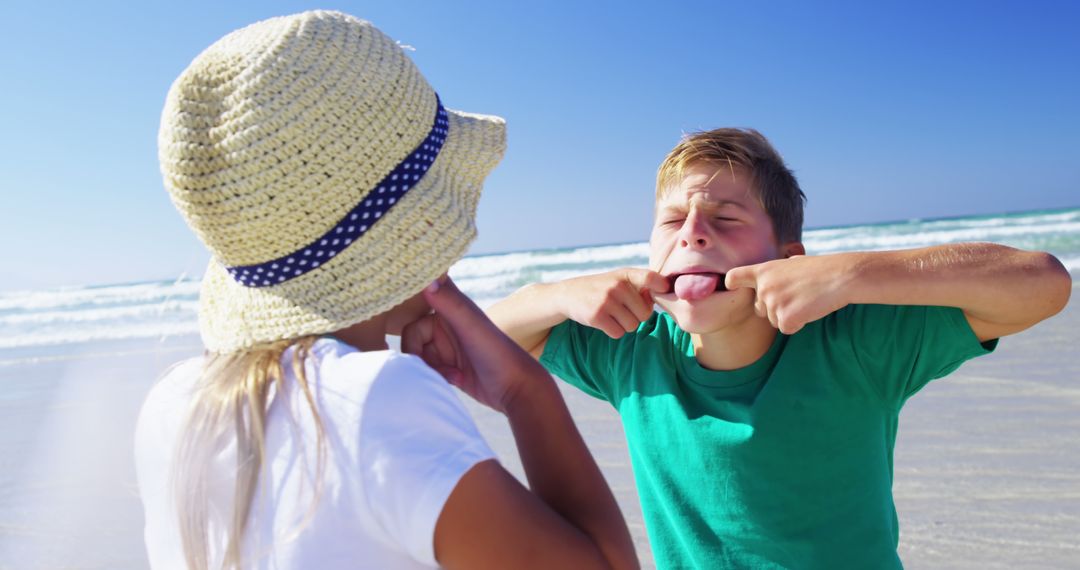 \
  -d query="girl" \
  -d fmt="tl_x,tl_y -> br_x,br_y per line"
135,11 -> 637,570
